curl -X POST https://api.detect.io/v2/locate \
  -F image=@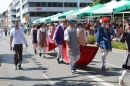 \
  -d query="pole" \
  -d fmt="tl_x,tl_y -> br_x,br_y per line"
123,13 -> 124,30
77,0 -> 80,9
63,0 -> 64,12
